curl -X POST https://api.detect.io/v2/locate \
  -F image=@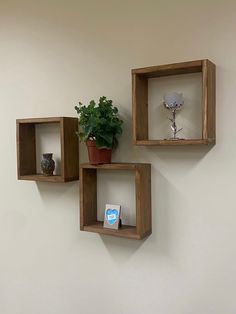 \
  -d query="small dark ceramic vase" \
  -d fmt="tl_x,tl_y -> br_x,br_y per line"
41,153 -> 55,176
